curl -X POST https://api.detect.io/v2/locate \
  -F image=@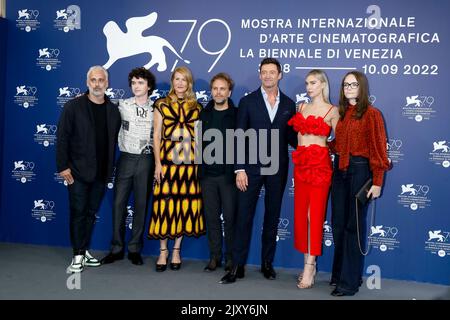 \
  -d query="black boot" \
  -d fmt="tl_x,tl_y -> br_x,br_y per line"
261,261 -> 276,280
219,265 -> 245,284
